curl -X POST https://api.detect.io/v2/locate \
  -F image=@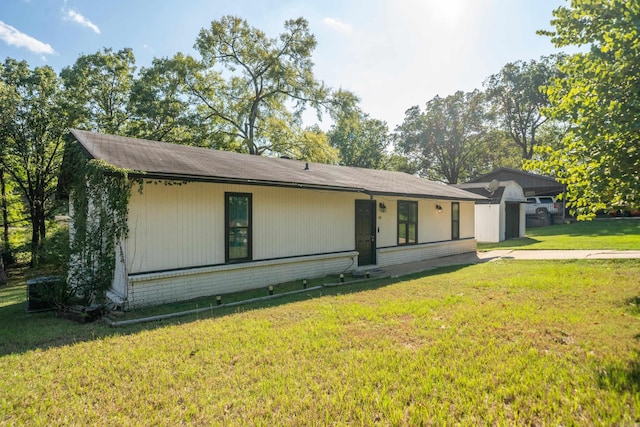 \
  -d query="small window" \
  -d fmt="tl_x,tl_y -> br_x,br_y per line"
452,202 -> 460,240
526,198 -> 536,204
539,197 -> 554,204
398,200 -> 418,245
225,193 -> 252,262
